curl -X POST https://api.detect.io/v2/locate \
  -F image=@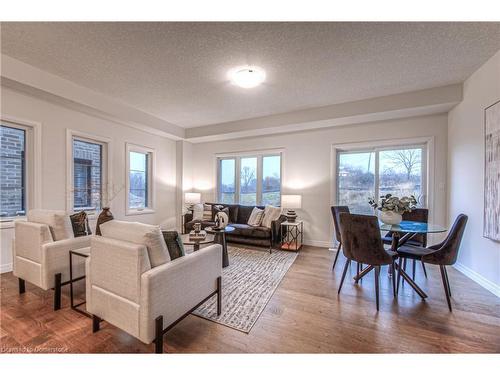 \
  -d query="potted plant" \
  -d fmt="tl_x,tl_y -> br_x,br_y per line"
368,194 -> 417,225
